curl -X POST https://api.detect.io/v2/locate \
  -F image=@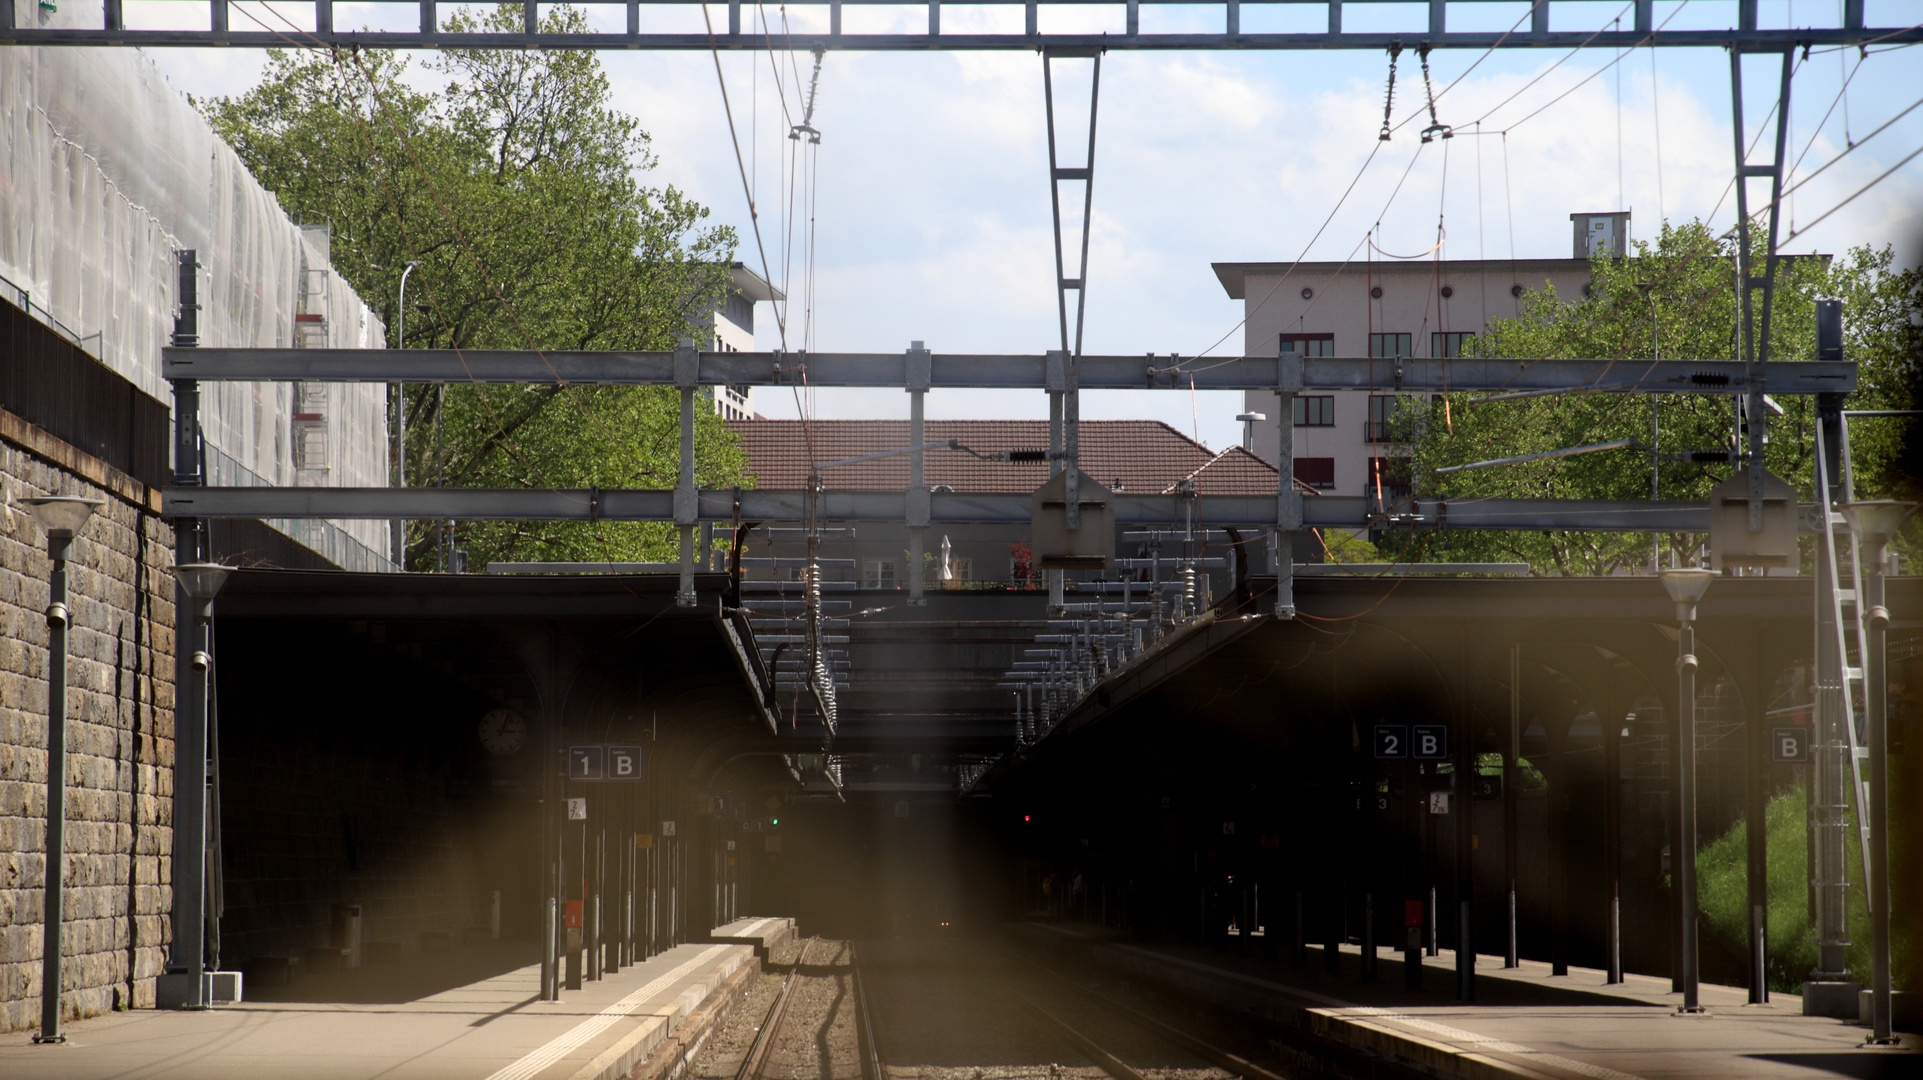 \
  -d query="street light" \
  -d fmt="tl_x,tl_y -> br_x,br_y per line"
1841,500 -> 1915,1045
1637,282 -> 1660,573
394,260 -> 421,569
22,495 -> 104,1044
1236,412 -> 1266,451
1659,566 -> 1714,1014
163,561 -> 231,1011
